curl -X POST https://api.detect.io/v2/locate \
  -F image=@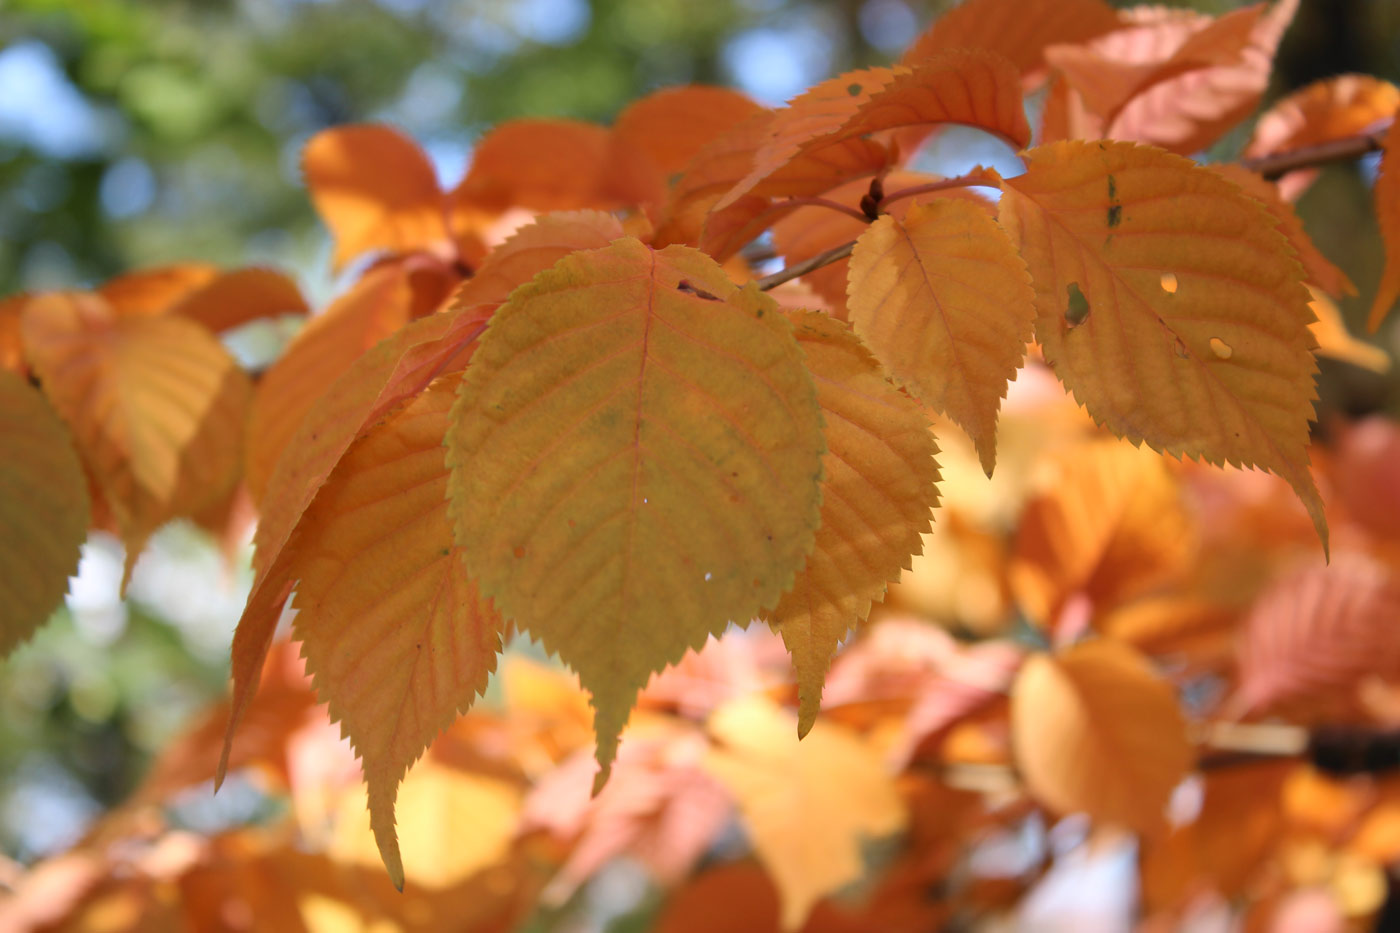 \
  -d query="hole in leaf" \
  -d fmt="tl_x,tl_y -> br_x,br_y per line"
1160,273 -> 1178,294
1209,337 -> 1233,360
